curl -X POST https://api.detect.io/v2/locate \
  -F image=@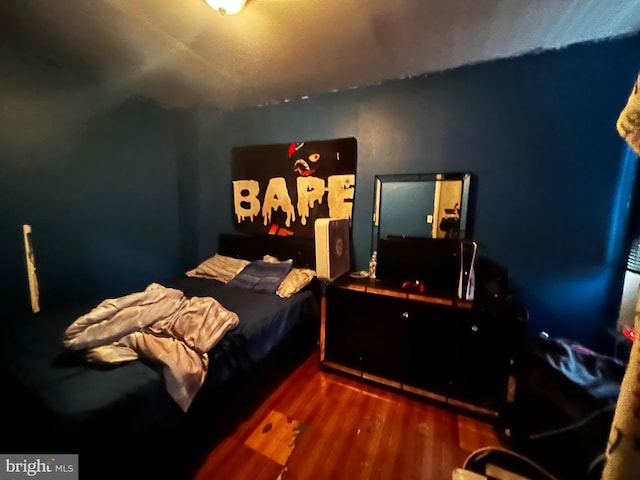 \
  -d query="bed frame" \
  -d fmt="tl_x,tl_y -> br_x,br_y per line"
218,232 -> 317,269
